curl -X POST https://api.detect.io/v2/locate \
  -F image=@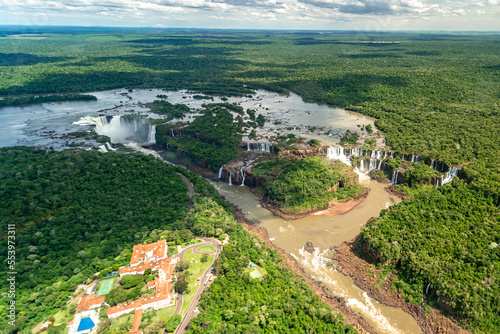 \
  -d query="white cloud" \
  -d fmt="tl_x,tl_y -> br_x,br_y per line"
0,0 -> 498,30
